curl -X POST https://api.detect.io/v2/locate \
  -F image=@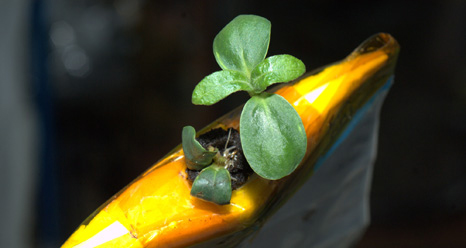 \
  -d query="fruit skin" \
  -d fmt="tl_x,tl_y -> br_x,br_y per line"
62,33 -> 399,248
